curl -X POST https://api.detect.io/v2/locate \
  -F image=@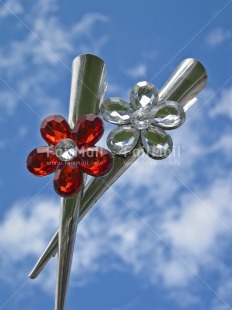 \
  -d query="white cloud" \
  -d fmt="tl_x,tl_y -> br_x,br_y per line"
124,64 -> 147,79
0,0 -> 23,18
207,134 -> 232,161
169,290 -> 201,308
30,0 -> 57,15
0,197 -> 59,261
72,13 -> 109,37
212,276 -> 232,310
209,87 -> 232,119
163,177 -> 232,261
0,197 -> 59,286
206,28 -> 232,47
0,3 -> 109,68
0,1 -> 109,116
